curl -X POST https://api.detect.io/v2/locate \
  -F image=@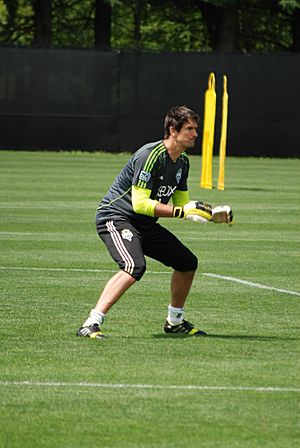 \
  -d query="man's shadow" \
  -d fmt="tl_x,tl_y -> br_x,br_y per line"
153,334 -> 298,341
